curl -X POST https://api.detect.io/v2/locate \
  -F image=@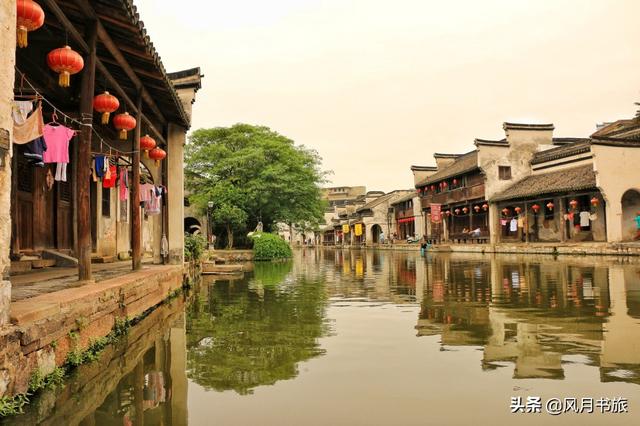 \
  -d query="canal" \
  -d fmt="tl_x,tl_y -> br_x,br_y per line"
7,249 -> 640,425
